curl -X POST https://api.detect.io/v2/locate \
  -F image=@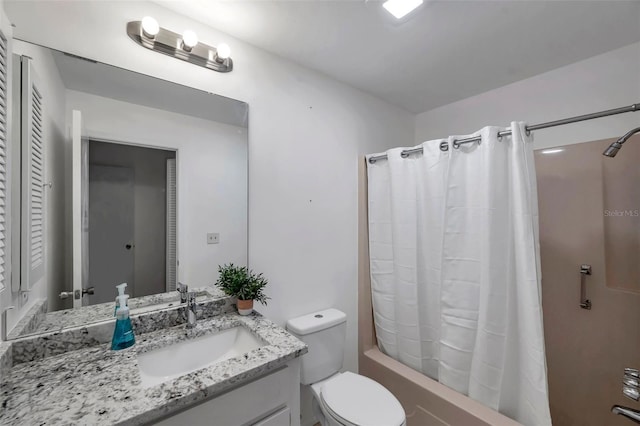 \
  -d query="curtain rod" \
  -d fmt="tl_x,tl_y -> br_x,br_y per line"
368,102 -> 640,164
